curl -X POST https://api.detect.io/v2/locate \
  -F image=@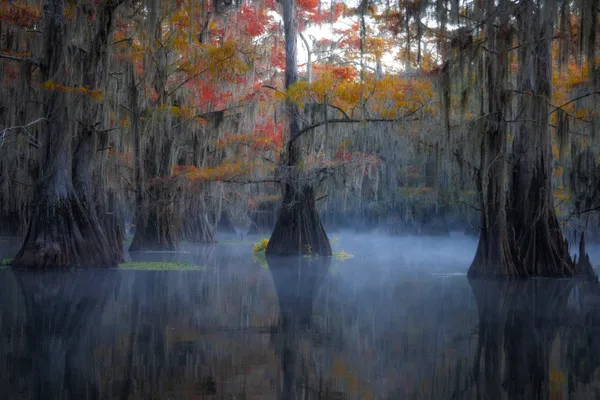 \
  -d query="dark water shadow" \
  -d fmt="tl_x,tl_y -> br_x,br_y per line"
463,278 -> 600,400
266,255 -> 331,400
